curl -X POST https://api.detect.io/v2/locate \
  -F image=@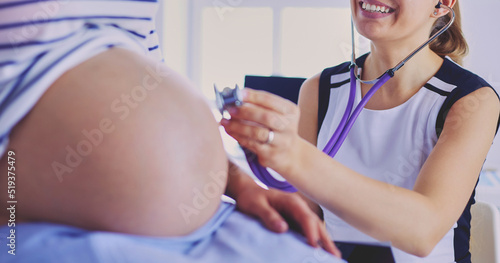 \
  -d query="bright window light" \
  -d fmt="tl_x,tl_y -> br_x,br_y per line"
280,7 -> 355,78
200,7 -> 273,100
